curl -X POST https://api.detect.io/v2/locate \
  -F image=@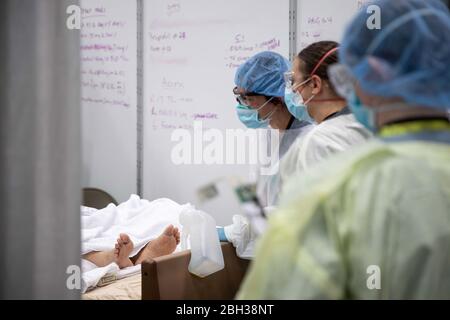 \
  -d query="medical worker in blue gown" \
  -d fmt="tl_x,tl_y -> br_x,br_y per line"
219,52 -> 313,258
